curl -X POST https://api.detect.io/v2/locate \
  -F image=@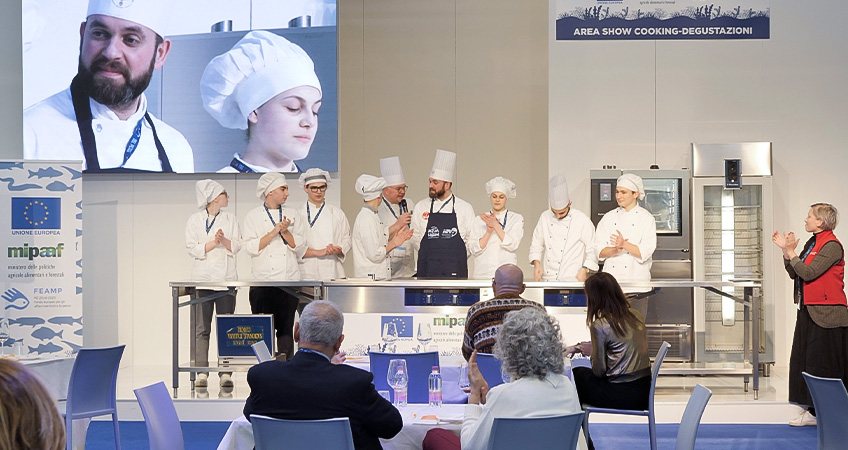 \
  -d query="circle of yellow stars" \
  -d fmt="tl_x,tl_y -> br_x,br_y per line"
23,200 -> 50,226
388,318 -> 408,335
